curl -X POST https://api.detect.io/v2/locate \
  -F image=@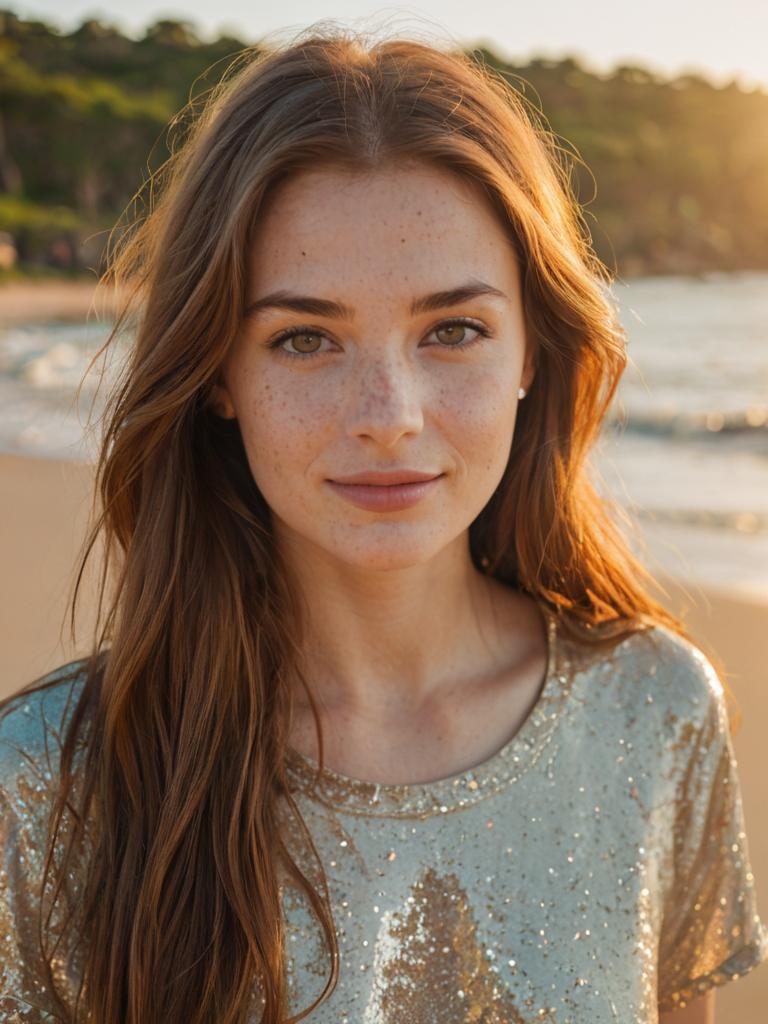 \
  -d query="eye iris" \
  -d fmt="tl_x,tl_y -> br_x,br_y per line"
436,323 -> 466,345
292,332 -> 322,353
